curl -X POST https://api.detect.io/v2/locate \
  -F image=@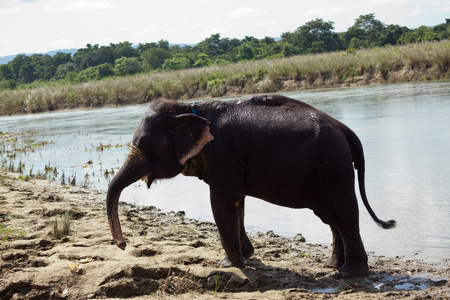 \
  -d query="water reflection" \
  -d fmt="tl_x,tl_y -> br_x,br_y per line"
1,81 -> 449,261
